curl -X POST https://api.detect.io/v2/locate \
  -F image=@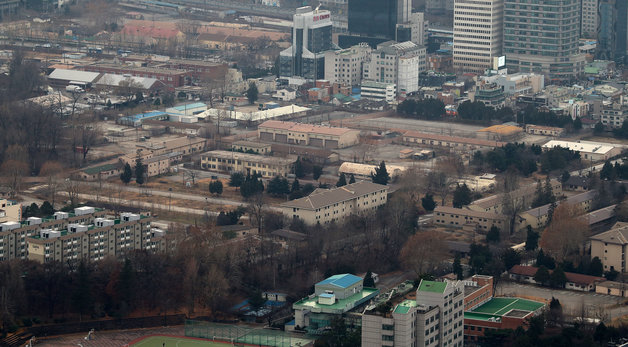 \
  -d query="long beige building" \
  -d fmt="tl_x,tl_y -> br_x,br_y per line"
401,130 -> 506,152
434,206 -> 507,231
590,223 -> 628,273
200,150 -> 295,178
258,120 -> 361,149
453,0 -> 503,74
280,181 -> 388,225
468,179 -> 562,214
517,190 -> 596,231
